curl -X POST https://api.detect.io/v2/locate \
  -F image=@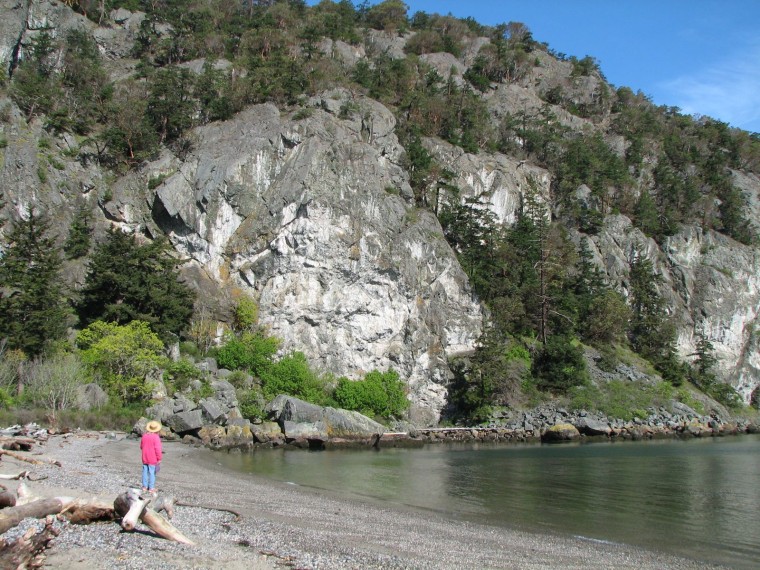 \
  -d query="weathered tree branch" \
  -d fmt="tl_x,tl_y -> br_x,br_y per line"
114,490 -> 194,545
